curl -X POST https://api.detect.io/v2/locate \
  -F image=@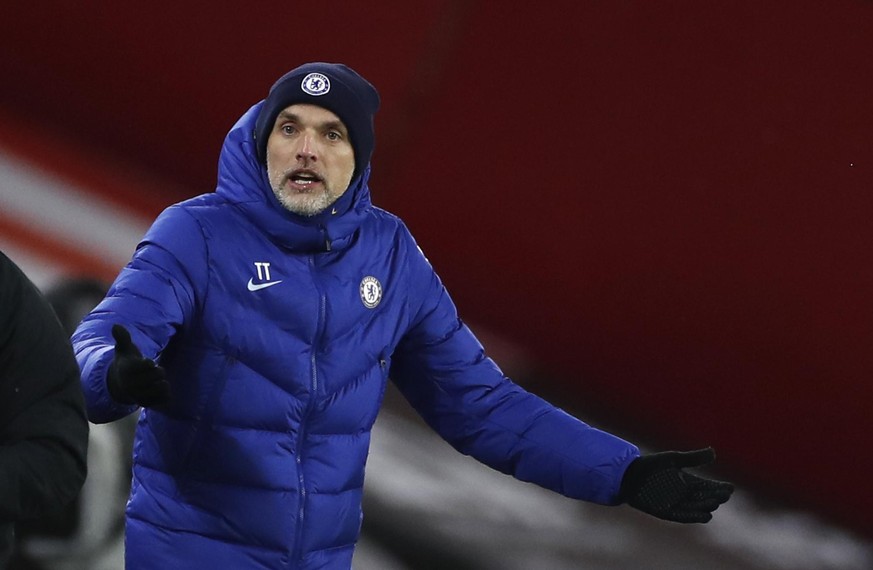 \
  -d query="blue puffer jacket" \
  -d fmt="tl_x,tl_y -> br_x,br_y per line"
73,102 -> 639,569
